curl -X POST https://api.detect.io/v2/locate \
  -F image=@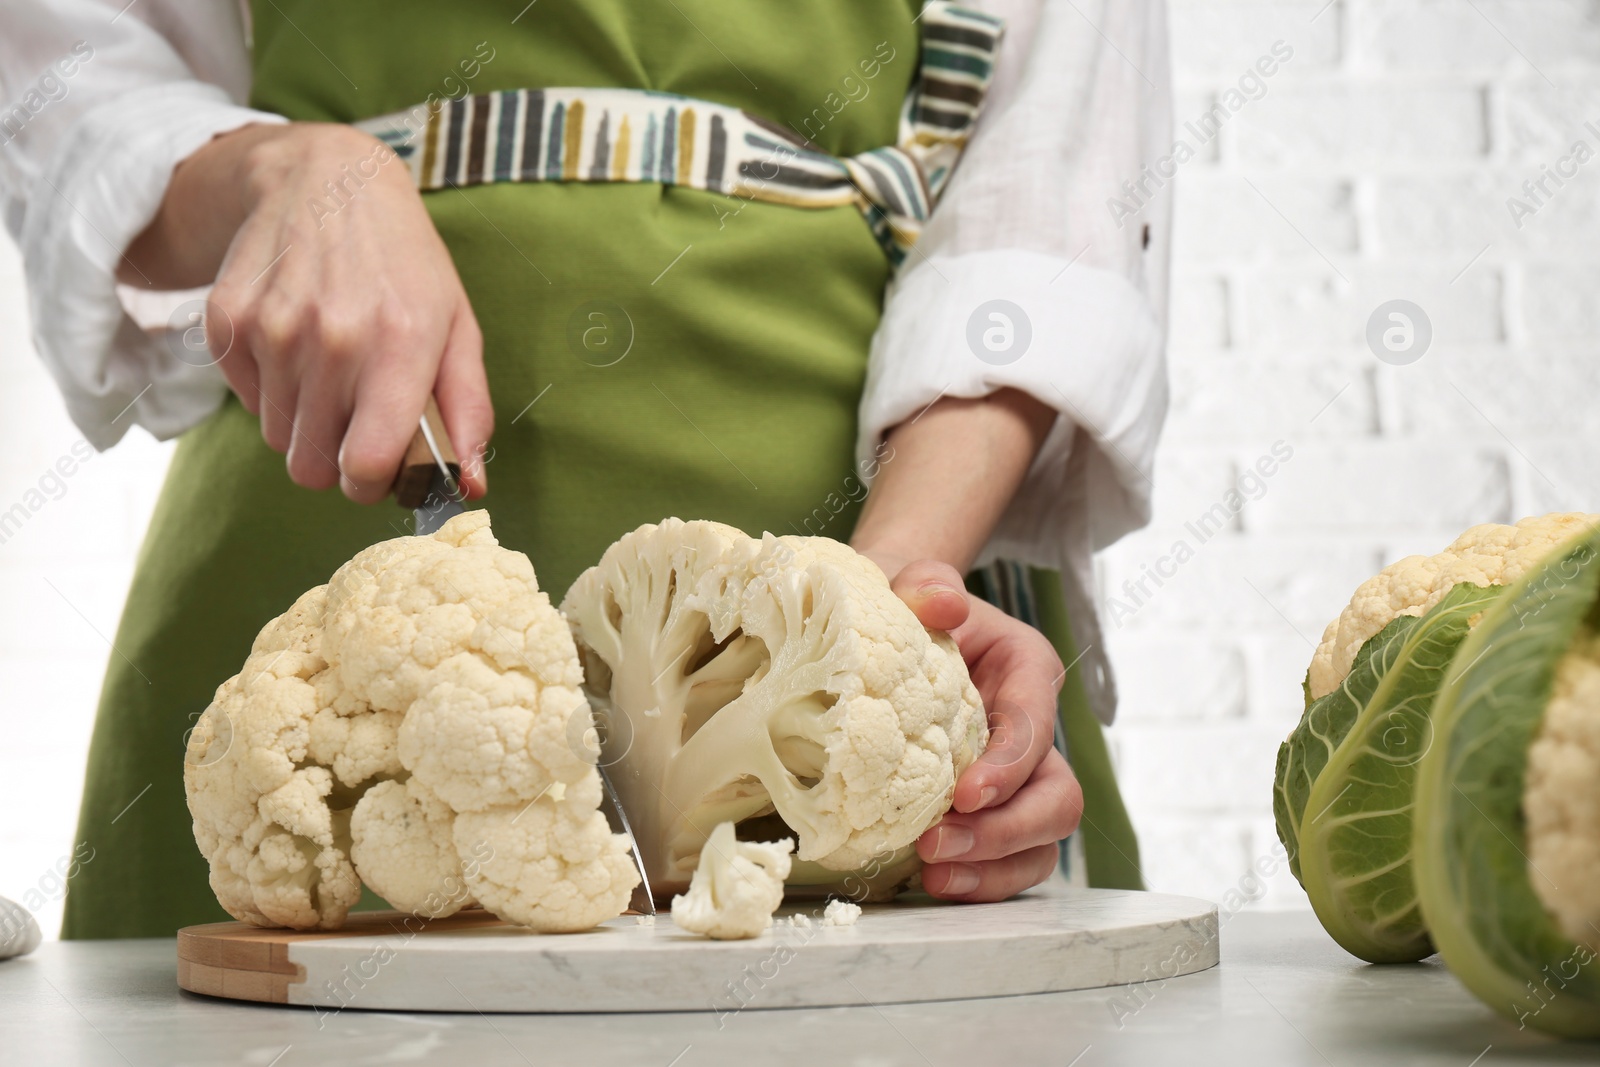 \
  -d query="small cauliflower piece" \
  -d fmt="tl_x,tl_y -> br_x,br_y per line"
1307,513 -> 1600,699
562,519 -> 986,900
820,899 -> 862,927
185,511 -> 637,932
671,821 -> 794,940
1524,632 -> 1600,950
